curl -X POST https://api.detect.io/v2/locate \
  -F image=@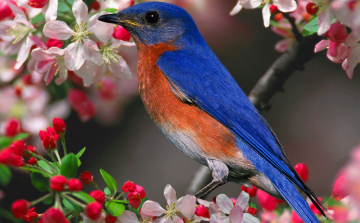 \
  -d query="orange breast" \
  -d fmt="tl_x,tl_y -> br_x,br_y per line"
137,43 -> 253,168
